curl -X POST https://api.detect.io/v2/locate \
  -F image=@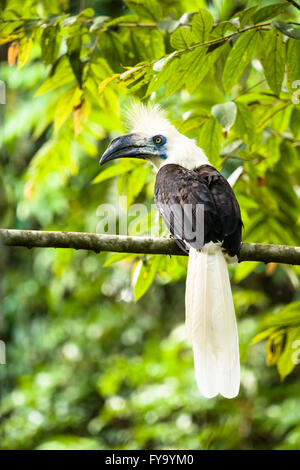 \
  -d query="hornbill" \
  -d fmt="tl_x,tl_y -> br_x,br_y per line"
100,104 -> 243,398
